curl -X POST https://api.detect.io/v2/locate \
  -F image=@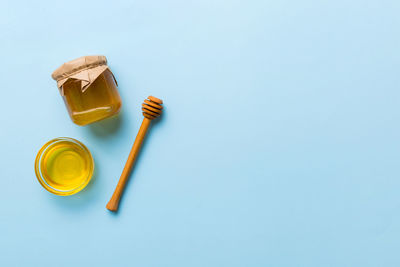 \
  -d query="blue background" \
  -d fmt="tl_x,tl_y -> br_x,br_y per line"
1,0 -> 399,266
